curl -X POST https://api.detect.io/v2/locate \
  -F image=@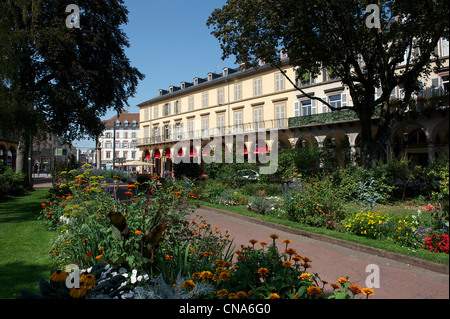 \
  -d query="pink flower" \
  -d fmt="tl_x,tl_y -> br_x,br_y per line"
425,204 -> 437,212
260,190 -> 266,196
